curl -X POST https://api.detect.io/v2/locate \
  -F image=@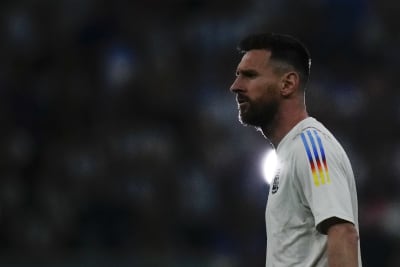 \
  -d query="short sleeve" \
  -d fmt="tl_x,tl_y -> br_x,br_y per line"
293,128 -> 356,234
